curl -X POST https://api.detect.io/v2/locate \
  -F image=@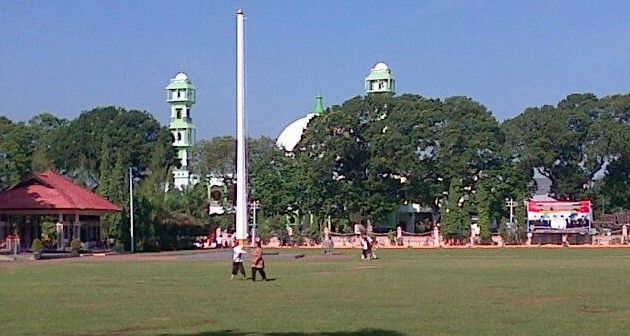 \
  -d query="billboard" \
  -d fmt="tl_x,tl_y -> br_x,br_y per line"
527,200 -> 592,231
